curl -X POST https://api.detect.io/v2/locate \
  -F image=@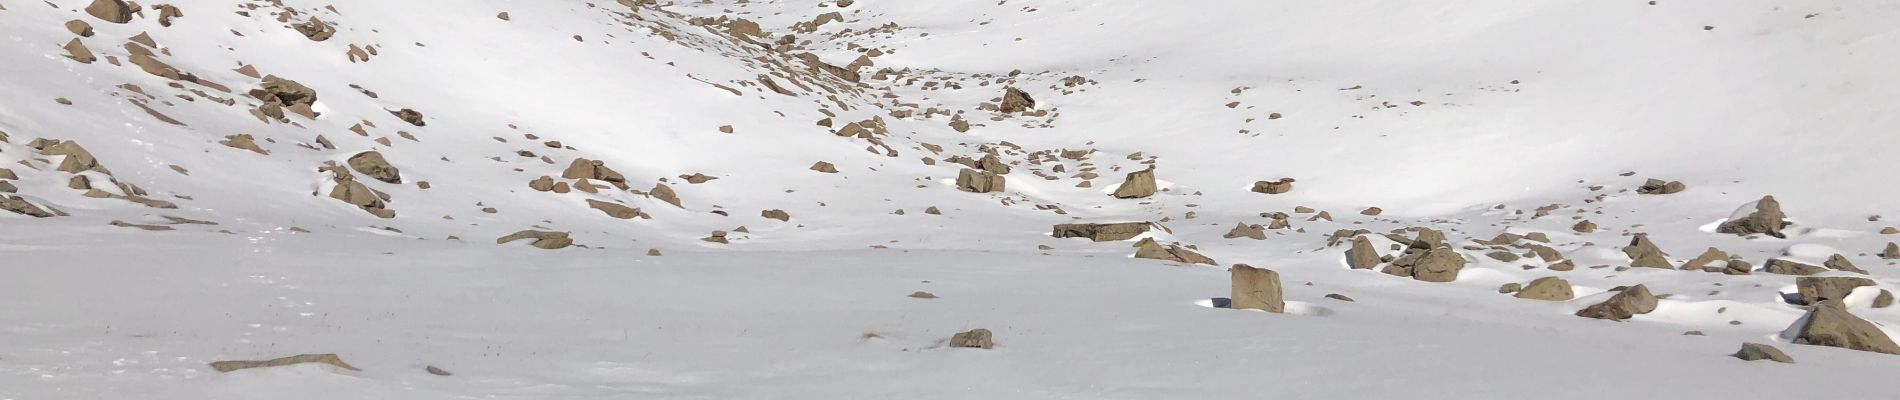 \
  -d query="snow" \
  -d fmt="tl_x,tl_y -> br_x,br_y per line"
3,0 -> 1900,398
